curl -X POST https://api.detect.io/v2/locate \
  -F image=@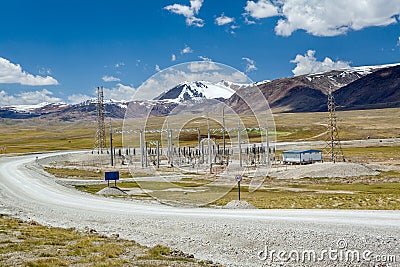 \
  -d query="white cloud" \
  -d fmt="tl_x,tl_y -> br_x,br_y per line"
291,50 -> 350,76
243,0 -> 400,37
277,0 -> 400,36
103,83 -> 136,101
199,56 -> 212,61
171,54 -> 177,61
67,93 -> 92,104
155,64 -> 161,72
244,0 -> 279,19
102,75 -> 120,82
187,61 -> 221,72
0,89 -> 61,106
244,16 -> 256,25
164,0 -> 205,27
181,45 -> 193,54
242,57 -> 257,72
133,62 -> 250,101
215,13 -> 235,26
0,57 -> 58,86
38,67 -> 52,75
114,62 -> 125,68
